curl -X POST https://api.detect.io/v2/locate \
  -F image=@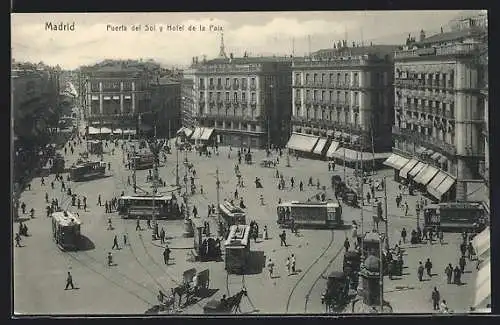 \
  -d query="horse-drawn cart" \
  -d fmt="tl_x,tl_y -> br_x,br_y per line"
172,268 -> 210,307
